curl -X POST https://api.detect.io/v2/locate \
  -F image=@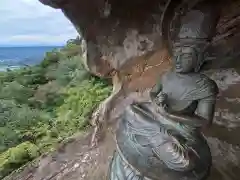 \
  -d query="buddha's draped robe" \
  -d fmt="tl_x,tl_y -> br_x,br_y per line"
109,72 -> 218,180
